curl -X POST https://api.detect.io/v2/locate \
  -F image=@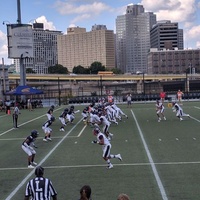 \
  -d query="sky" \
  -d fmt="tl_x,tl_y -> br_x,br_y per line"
1,0 -> 200,65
